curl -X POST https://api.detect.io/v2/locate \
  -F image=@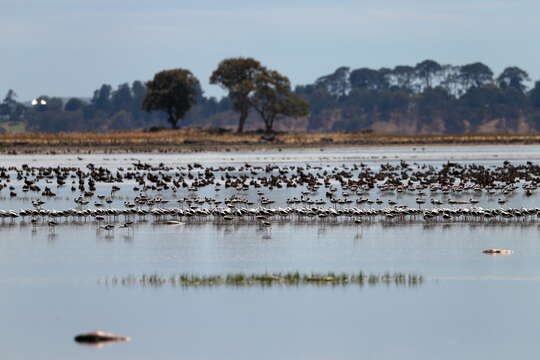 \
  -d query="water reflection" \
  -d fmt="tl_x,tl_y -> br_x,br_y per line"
4,218 -> 540,240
